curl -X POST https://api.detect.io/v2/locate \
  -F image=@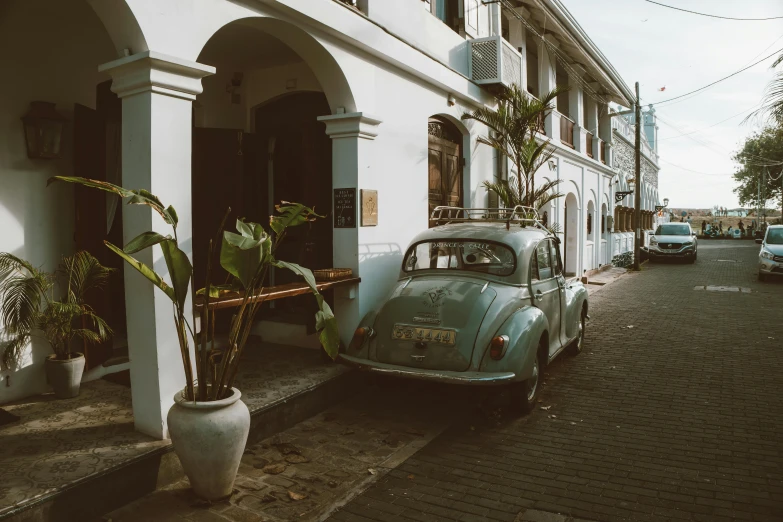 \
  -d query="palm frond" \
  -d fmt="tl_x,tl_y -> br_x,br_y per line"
0,276 -> 46,335
59,251 -> 114,304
